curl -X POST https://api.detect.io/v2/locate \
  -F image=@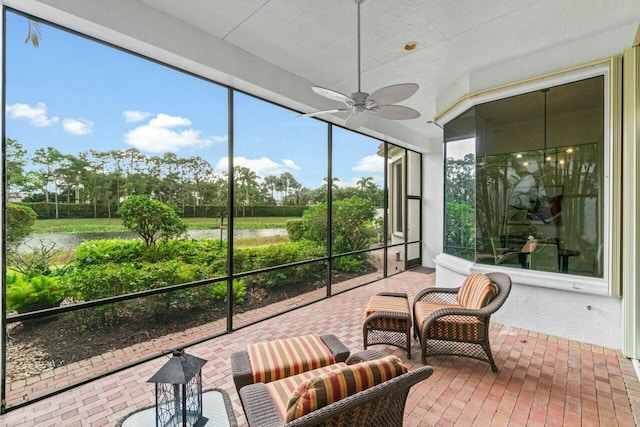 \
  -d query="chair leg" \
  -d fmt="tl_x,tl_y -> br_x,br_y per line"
420,329 -> 428,365
405,324 -> 412,359
482,339 -> 498,372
